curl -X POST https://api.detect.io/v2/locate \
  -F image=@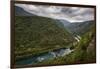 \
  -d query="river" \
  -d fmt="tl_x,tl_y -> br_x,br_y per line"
16,48 -> 74,66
